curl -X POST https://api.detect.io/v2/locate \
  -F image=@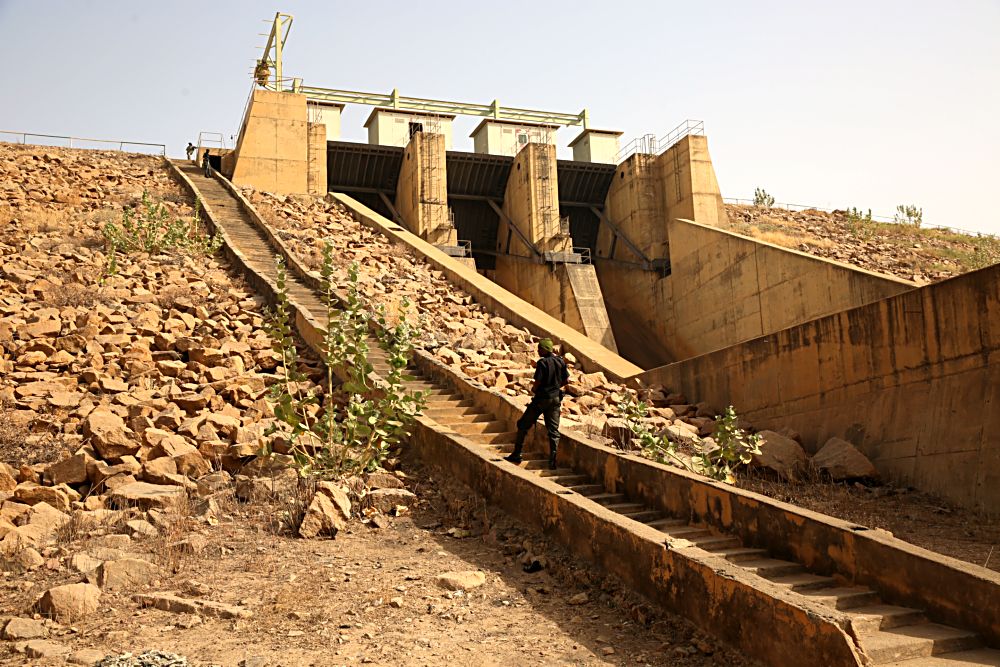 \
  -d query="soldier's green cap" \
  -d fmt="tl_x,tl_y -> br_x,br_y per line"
538,338 -> 554,352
